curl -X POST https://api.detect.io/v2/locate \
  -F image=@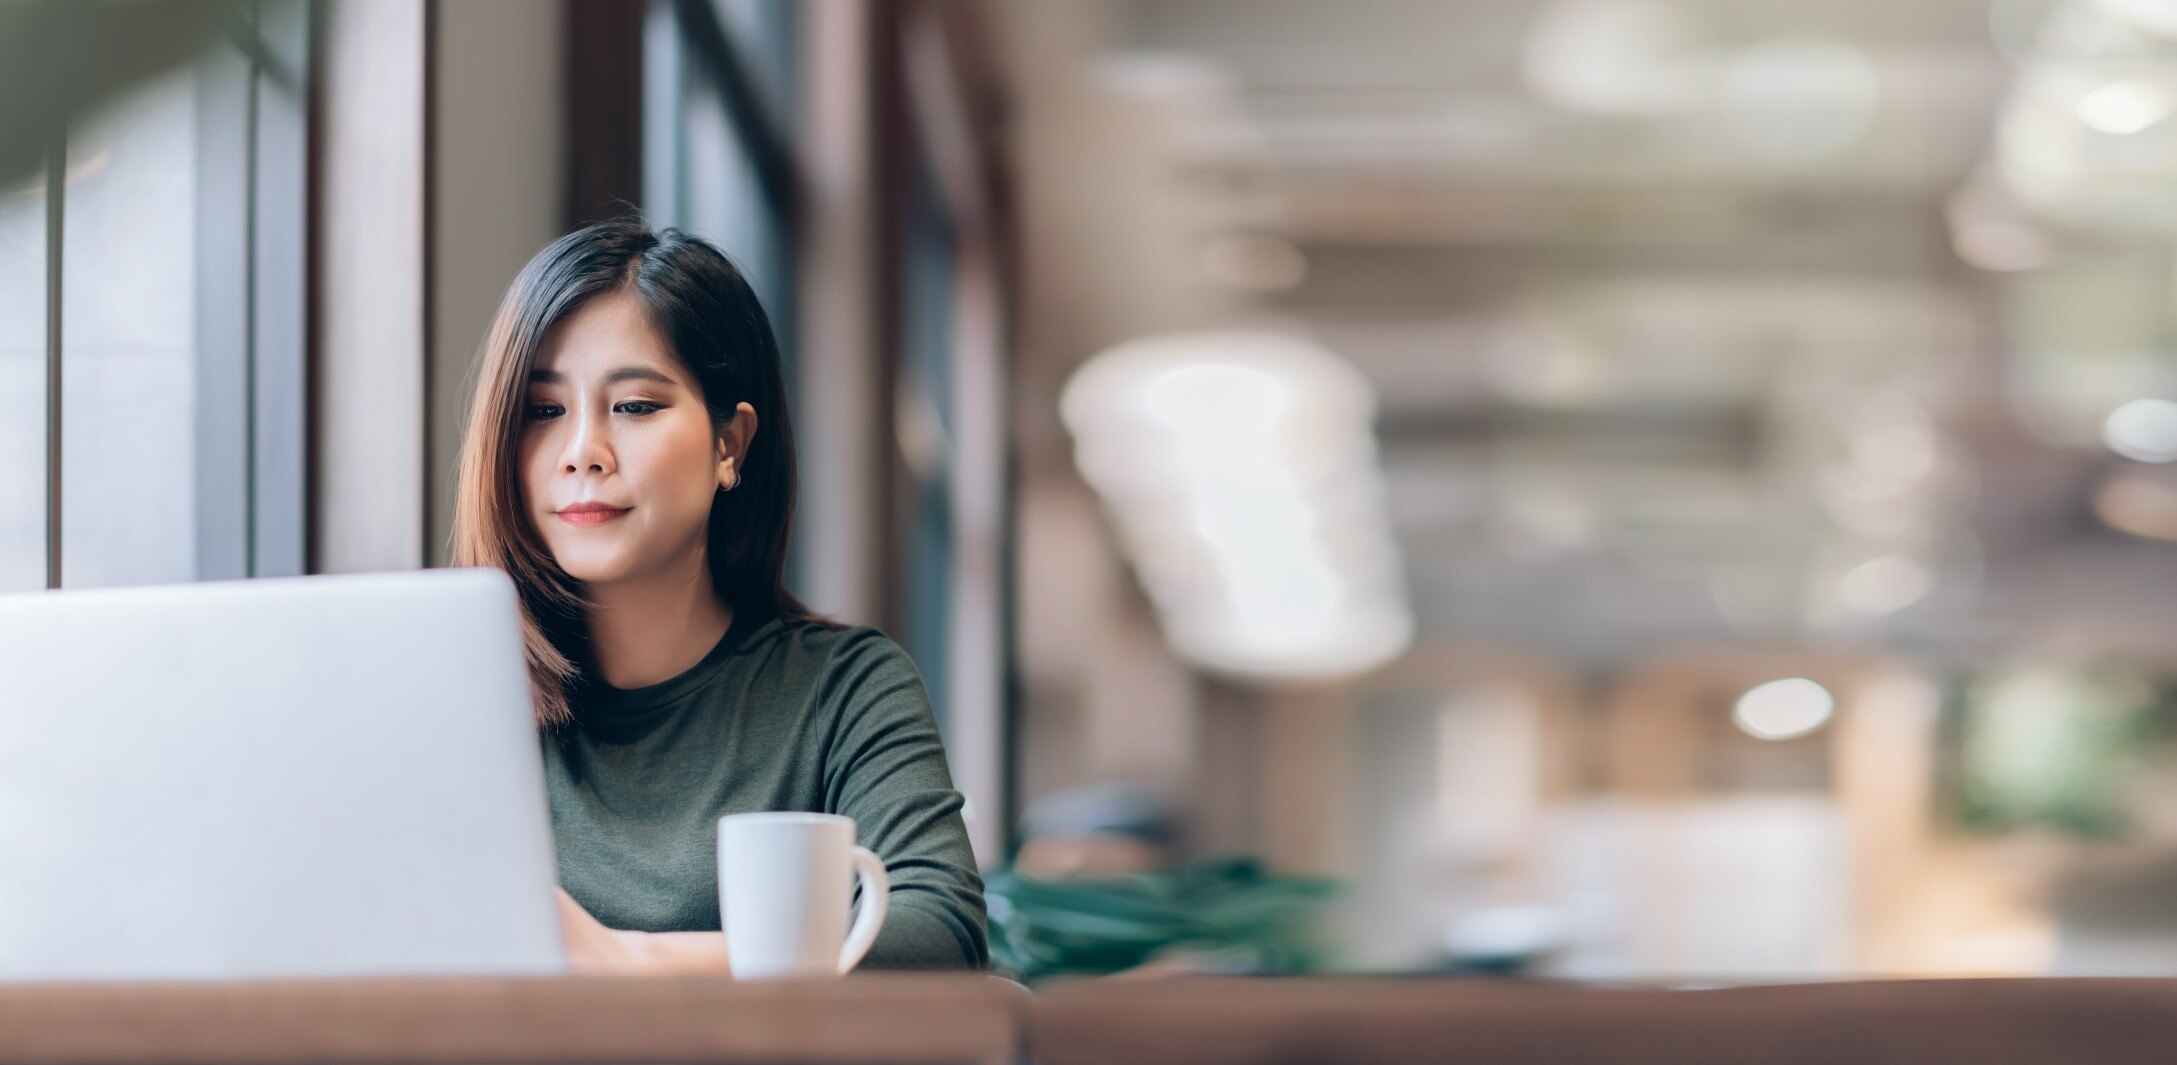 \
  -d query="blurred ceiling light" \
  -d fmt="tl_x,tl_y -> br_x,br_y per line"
1733,678 -> 1837,741
2097,0 -> 2177,39
1815,390 -> 1957,540
2075,77 -> 2174,135
1061,331 -> 1414,681
1092,50 -> 1236,100
1996,74 -> 2088,210
1490,312 -> 1611,409
1525,1 -> 1880,165
1717,39 -> 1882,162
2101,397 -> 2177,461
1500,487 -> 1596,554
2092,471 -> 2177,538
1200,233 -> 1307,292
1836,554 -> 1933,616
1984,4 -> 2177,227
1522,0 -> 1703,115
